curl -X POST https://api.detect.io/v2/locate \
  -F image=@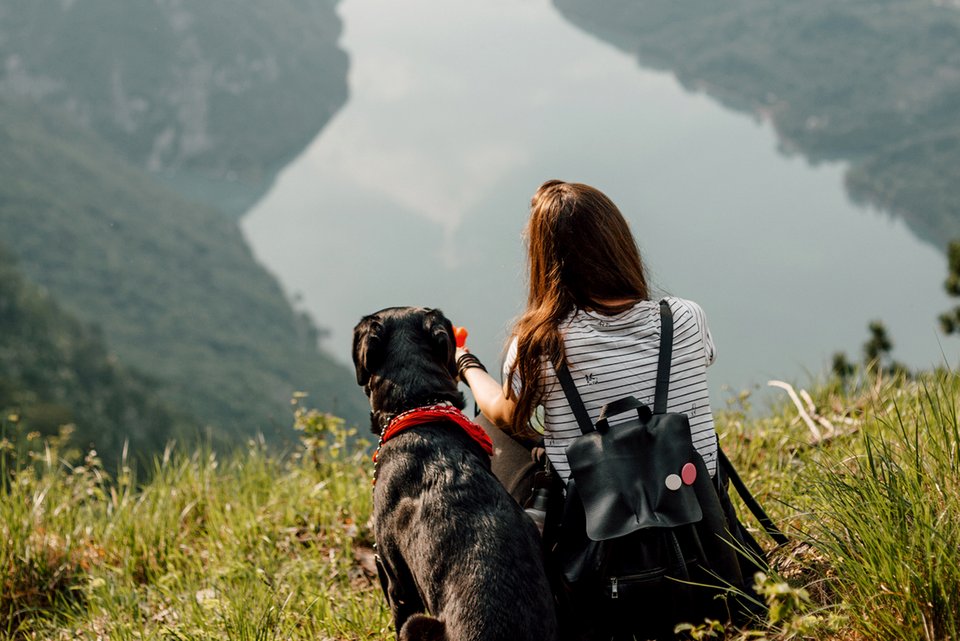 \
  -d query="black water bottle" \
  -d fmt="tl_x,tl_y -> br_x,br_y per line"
524,485 -> 550,536
524,457 -> 552,537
